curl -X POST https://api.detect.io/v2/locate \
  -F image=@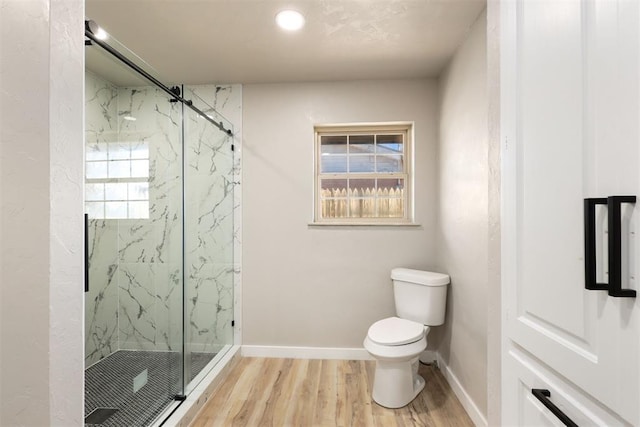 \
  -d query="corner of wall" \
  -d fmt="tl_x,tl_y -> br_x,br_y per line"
49,0 -> 86,424
486,1 -> 502,425
432,6 -> 489,424
436,352 -> 489,427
